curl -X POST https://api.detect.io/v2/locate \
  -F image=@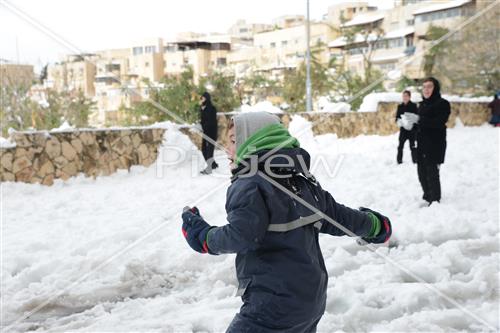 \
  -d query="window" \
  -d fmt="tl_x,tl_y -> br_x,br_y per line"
406,19 -> 414,26
164,45 -> 177,52
145,46 -> 156,53
133,47 -> 143,55
282,40 -> 288,47
145,62 -> 149,67
216,57 -> 227,66
387,38 -> 403,48
270,42 -> 276,48
240,28 -> 248,33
